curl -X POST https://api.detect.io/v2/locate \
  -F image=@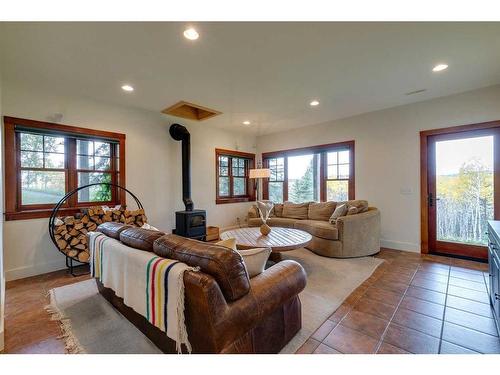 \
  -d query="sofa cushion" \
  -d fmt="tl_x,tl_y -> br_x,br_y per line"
282,201 -> 310,219
267,217 -> 298,228
97,222 -> 133,240
294,220 -> 339,240
273,203 -> 284,217
308,201 -> 337,221
119,227 -> 166,251
153,234 -> 250,302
